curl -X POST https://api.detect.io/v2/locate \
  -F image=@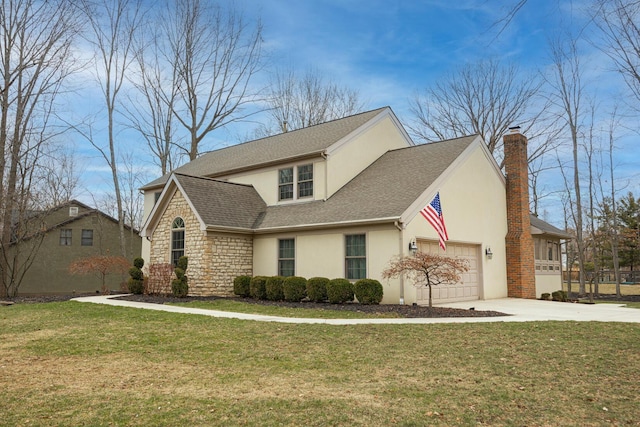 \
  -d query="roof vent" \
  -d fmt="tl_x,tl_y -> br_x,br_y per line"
69,206 -> 78,217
